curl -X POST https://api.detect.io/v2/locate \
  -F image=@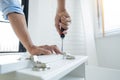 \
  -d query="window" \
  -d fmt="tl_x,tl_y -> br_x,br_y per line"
97,0 -> 120,36
0,0 -> 29,53
0,21 -> 19,52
